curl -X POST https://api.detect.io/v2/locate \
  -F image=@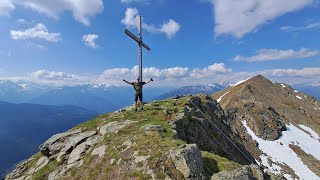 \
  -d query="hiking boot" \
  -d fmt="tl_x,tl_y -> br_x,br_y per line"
141,107 -> 144,111
135,108 -> 137,112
